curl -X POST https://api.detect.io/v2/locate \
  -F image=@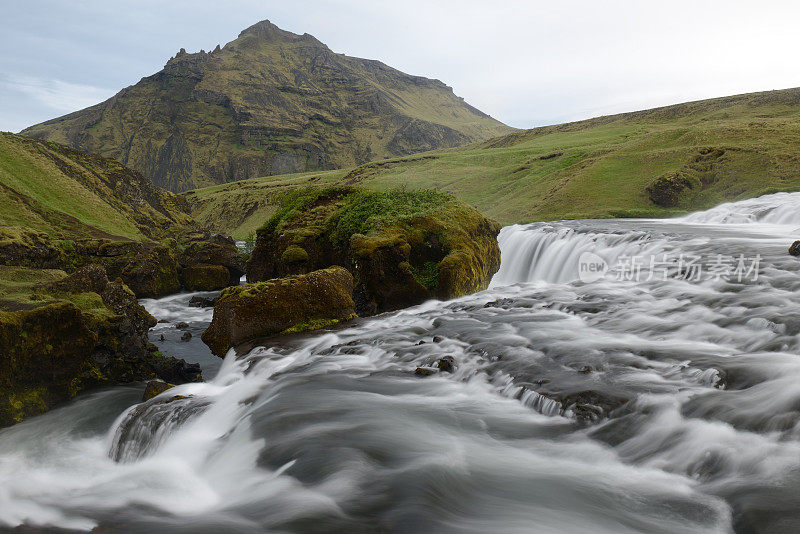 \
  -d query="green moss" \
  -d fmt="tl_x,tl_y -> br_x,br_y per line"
410,261 -> 440,291
280,313 -> 357,335
281,245 -> 310,263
